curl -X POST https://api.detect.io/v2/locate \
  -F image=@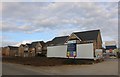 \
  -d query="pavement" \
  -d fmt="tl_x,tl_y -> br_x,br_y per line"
2,58 -> 118,75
